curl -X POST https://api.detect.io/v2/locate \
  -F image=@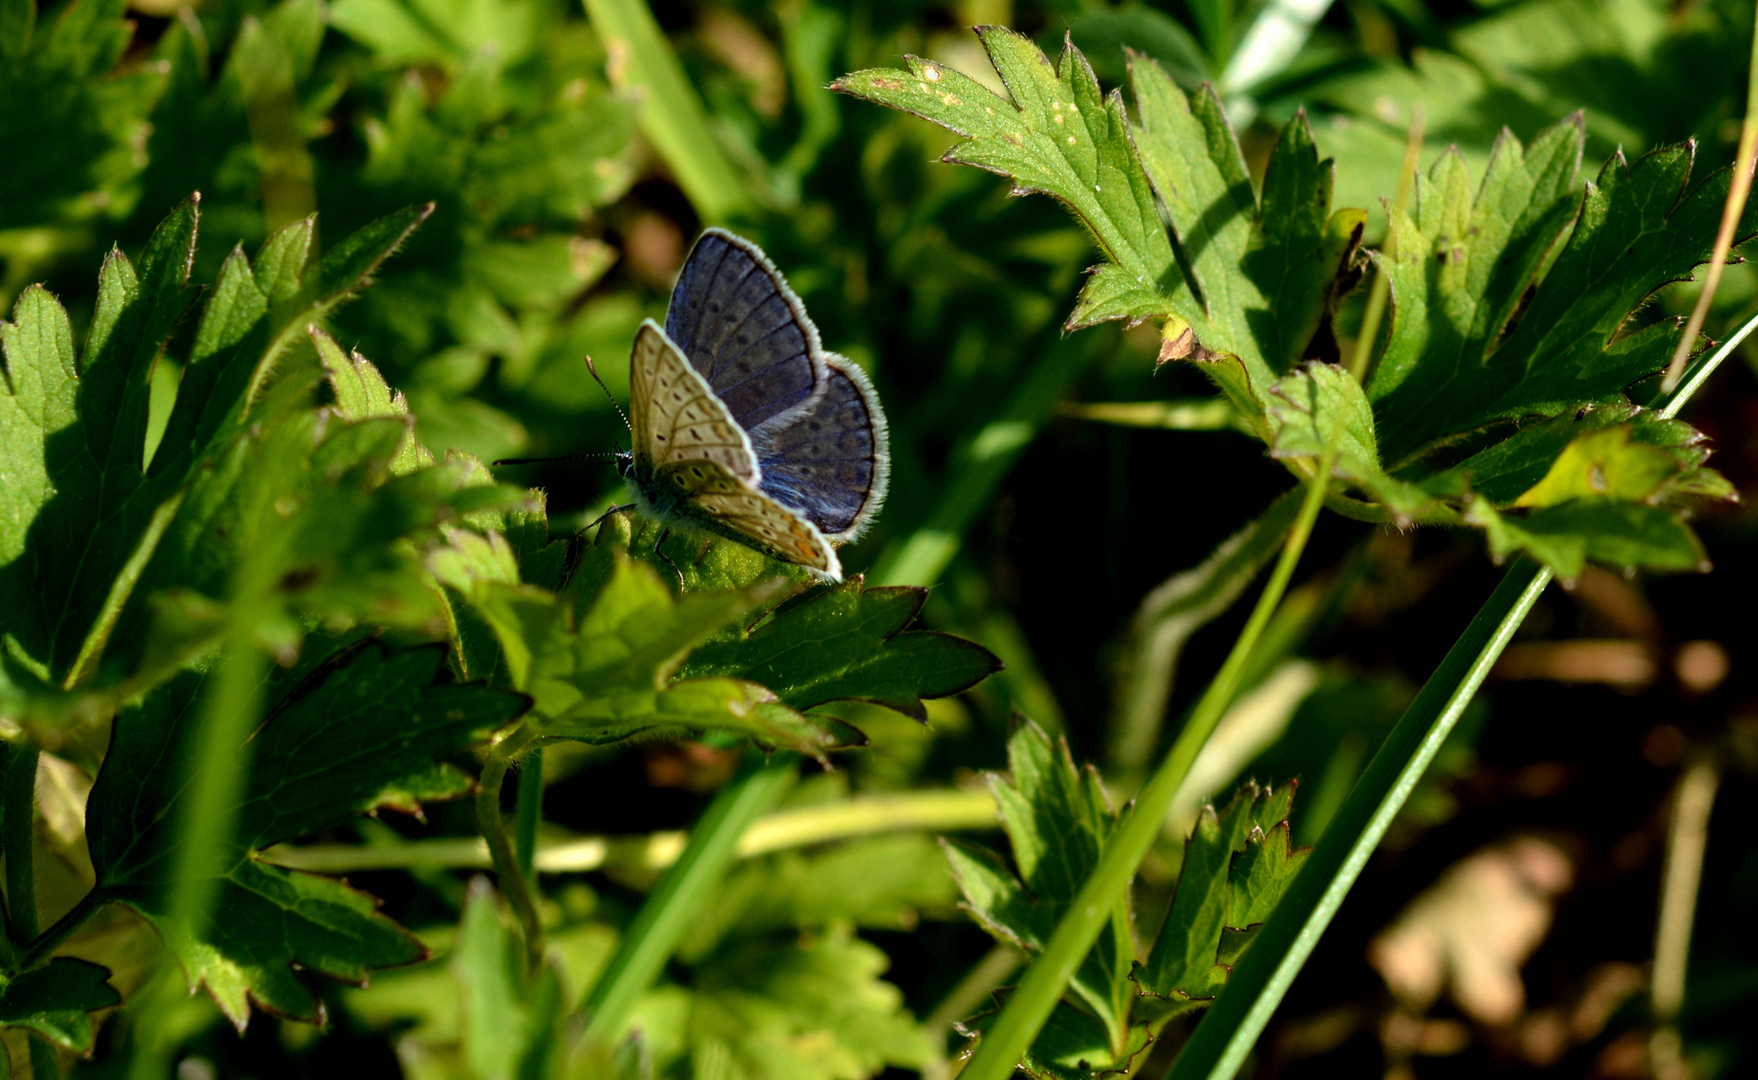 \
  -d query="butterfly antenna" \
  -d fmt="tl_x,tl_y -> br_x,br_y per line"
583,354 -> 632,433
493,451 -> 623,466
